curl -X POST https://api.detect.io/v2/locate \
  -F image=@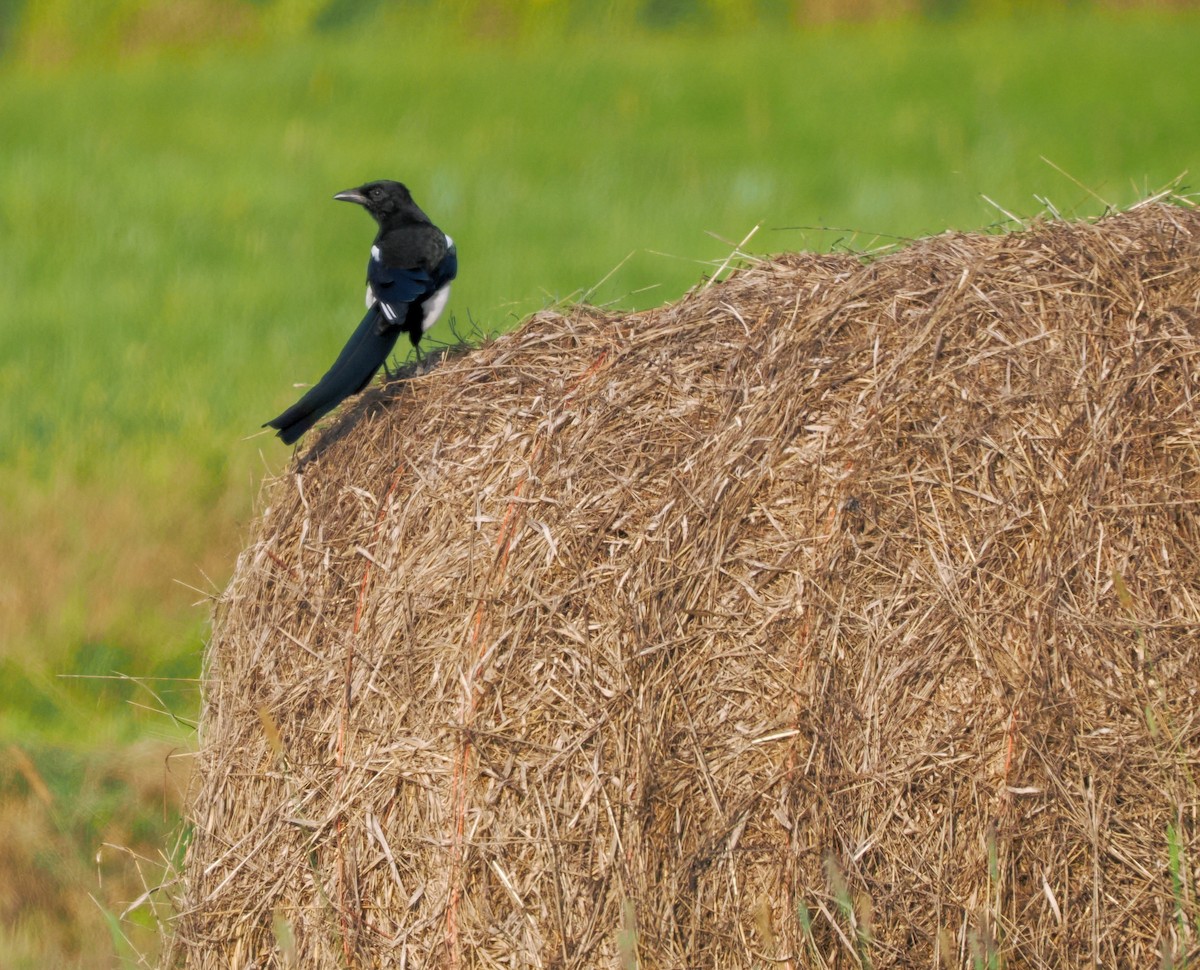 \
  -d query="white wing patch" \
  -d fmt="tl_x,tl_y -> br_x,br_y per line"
363,239 -> 452,326
366,283 -> 397,320
421,282 -> 451,333
366,247 -> 384,308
